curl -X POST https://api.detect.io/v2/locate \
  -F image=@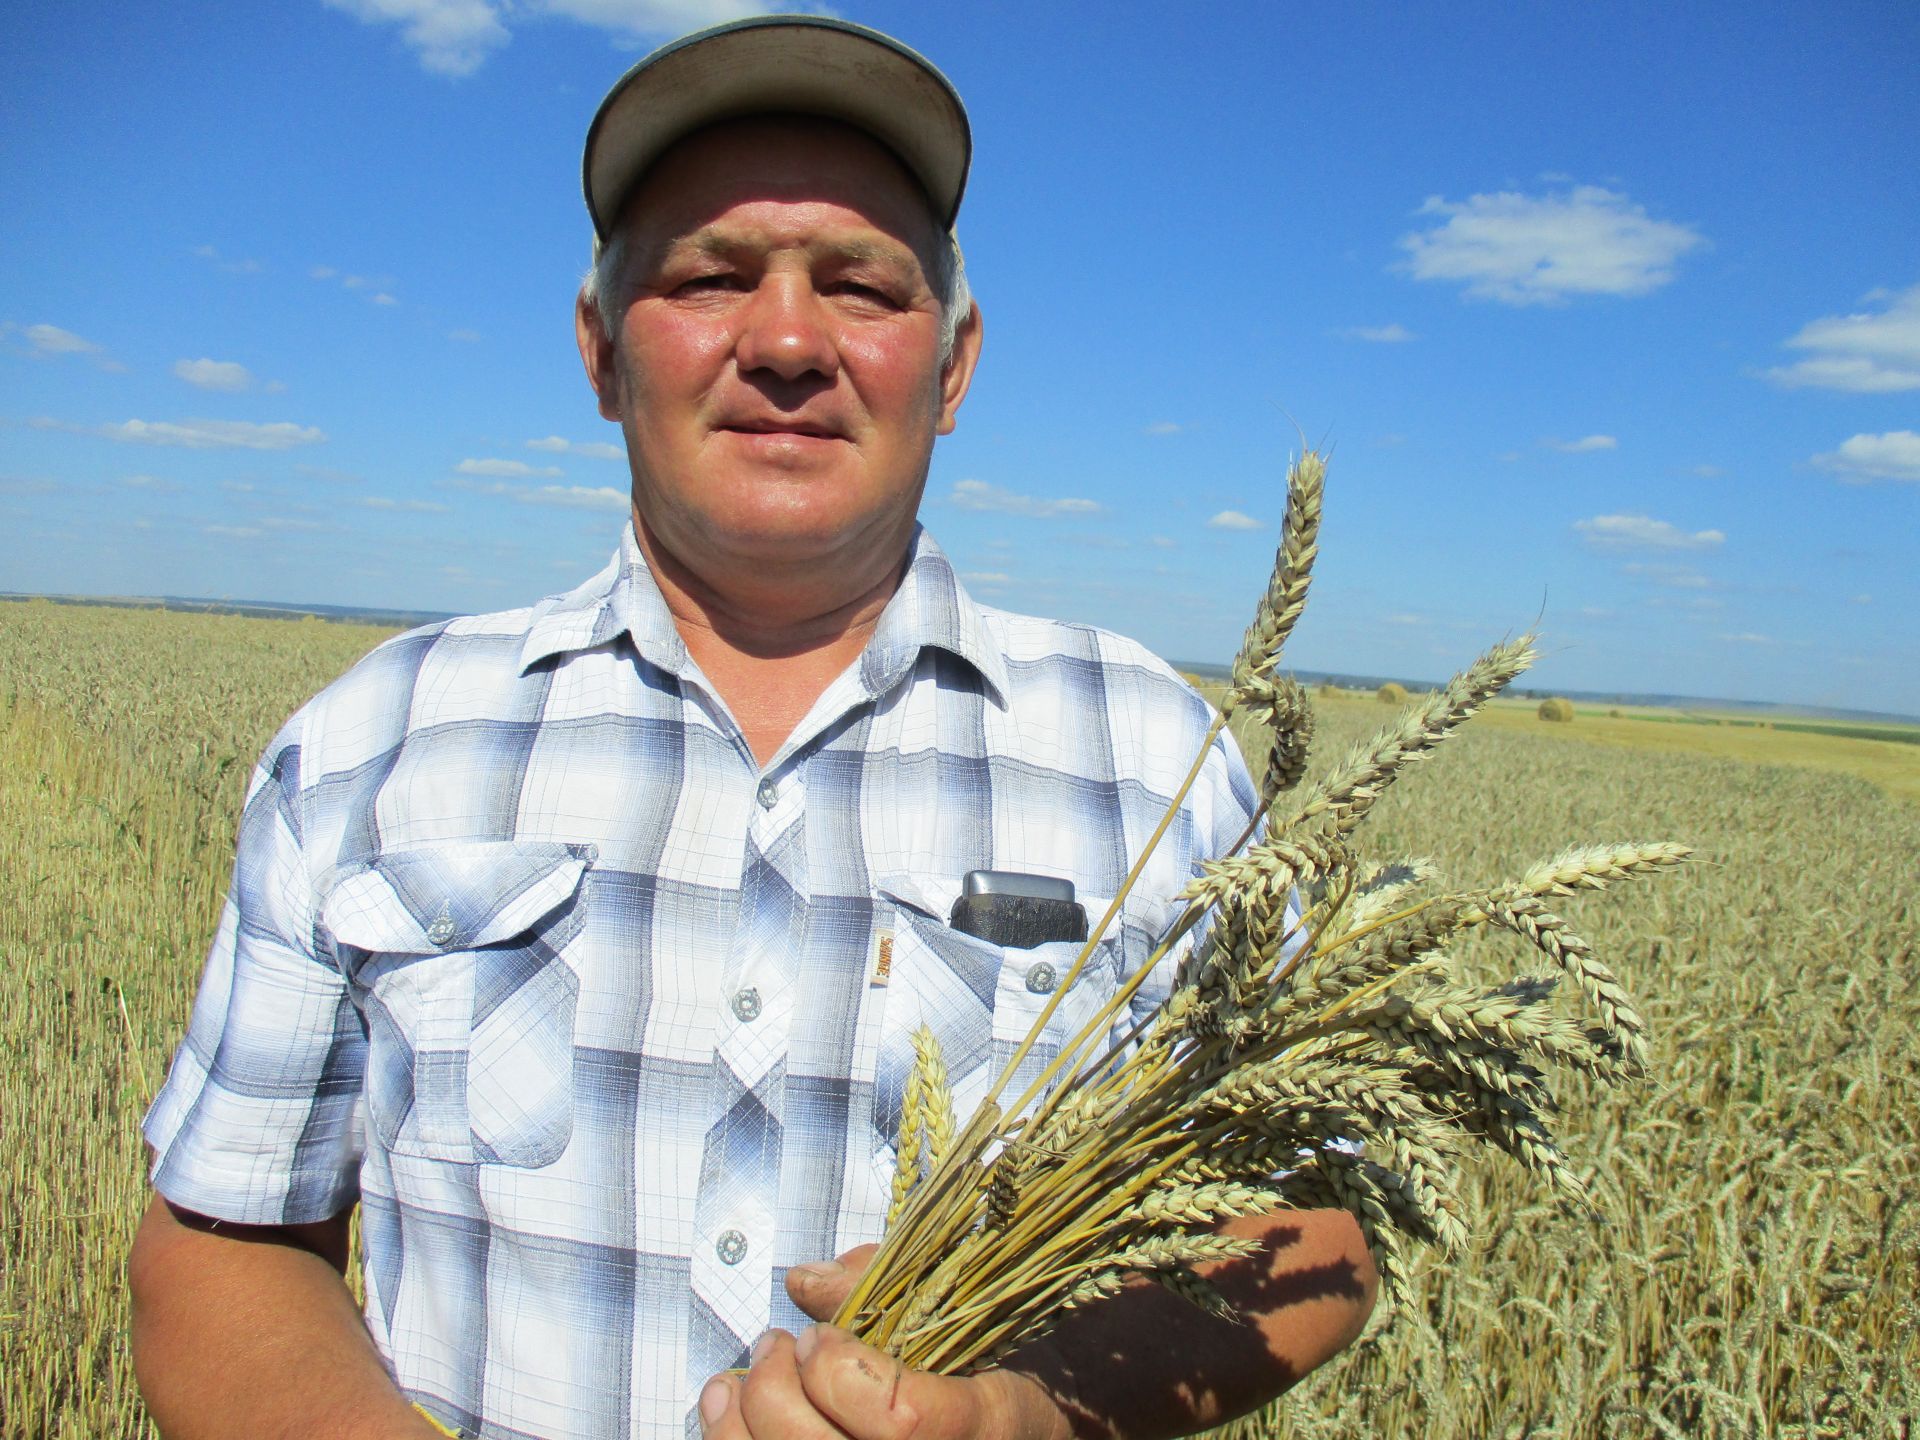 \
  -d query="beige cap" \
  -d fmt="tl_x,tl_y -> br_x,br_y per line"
582,16 -> 971,248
